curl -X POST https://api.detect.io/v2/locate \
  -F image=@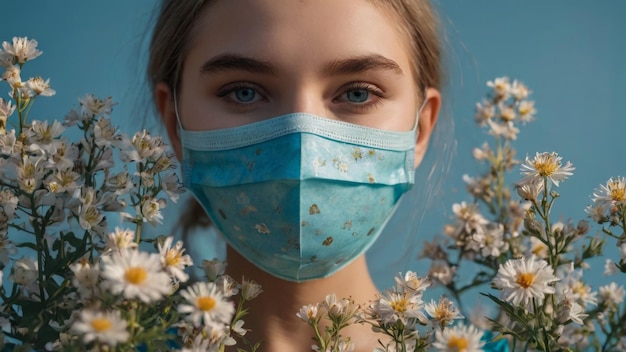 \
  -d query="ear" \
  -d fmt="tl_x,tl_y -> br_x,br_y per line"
414,87 -> 441,168
155,82 -> 182,160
